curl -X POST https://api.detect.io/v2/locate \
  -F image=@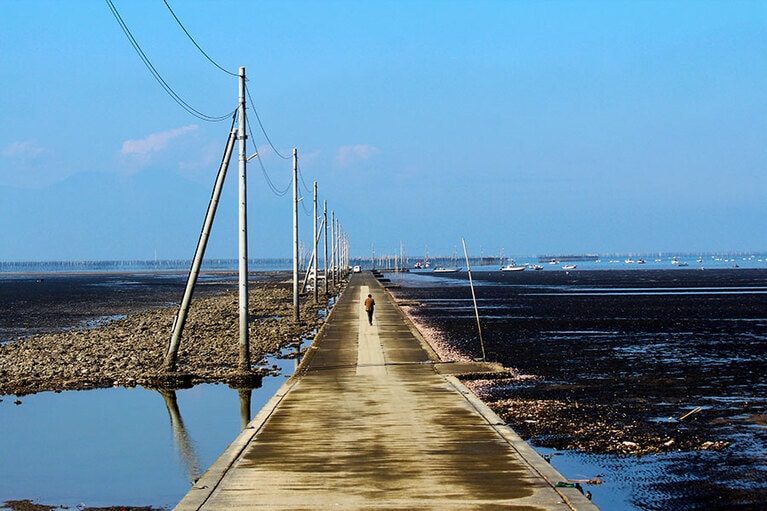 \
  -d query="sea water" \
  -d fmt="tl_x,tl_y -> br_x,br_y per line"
0,343 -> 302,509
0,261 -> 308,508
